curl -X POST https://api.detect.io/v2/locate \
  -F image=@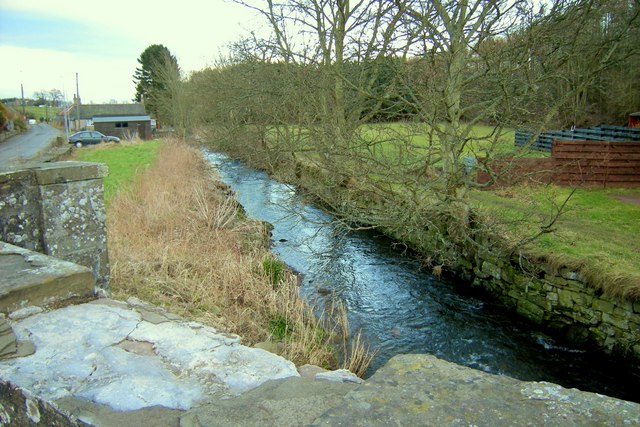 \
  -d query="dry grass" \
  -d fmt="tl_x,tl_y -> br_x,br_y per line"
107,138 -> 374,373
331,301 -> 378,377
